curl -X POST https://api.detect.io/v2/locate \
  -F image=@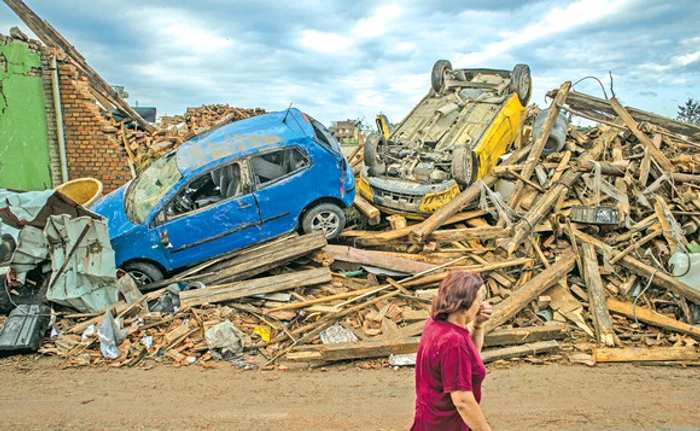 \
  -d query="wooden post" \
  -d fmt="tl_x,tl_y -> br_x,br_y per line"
508,81 -> 571,208
609,97 -> 674,172
410,144 -> 532,243
580,243 -> 616,347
